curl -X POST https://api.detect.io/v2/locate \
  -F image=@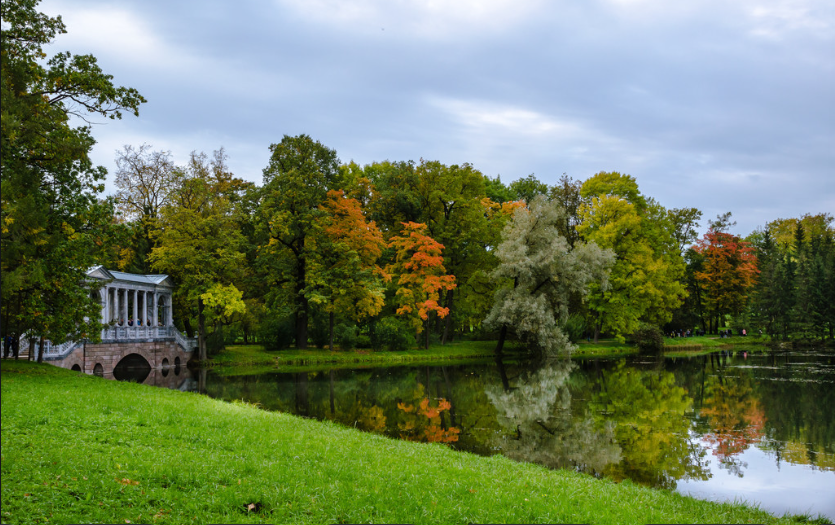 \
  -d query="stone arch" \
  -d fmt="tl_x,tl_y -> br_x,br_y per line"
71,364 -> 82,372
93,363 -> 103,377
